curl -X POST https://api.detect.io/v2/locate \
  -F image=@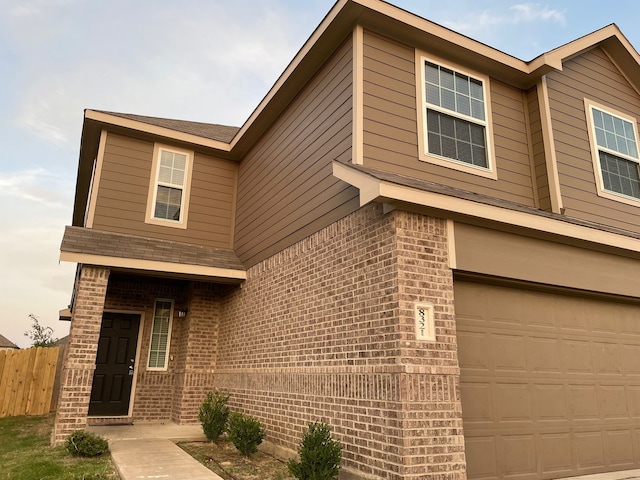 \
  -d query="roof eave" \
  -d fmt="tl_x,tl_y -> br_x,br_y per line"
332,160 -> 640,257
